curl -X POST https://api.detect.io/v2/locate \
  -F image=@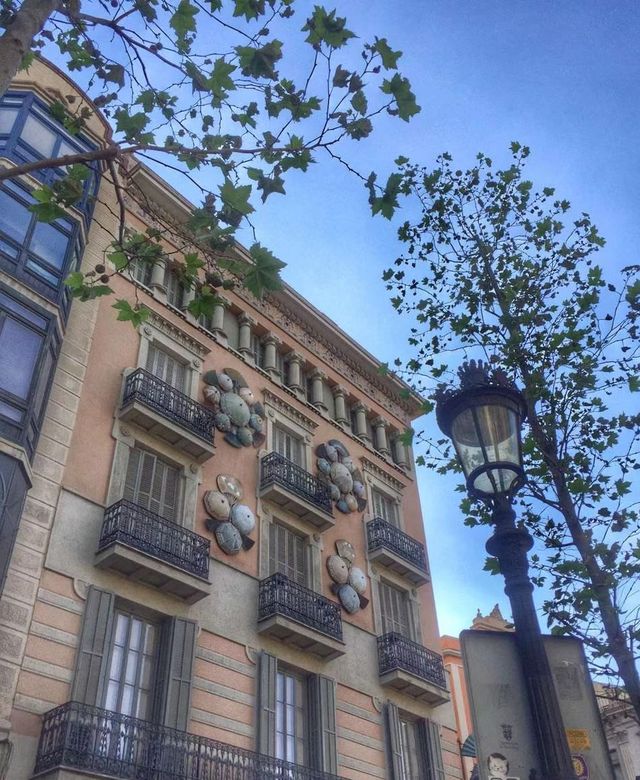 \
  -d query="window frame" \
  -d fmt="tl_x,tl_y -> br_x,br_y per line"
268,520 -> 310,587
123,444 -> 183,523
378,578 -> 415,640
275,665 -> 309,766
371,485 -> 402,529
